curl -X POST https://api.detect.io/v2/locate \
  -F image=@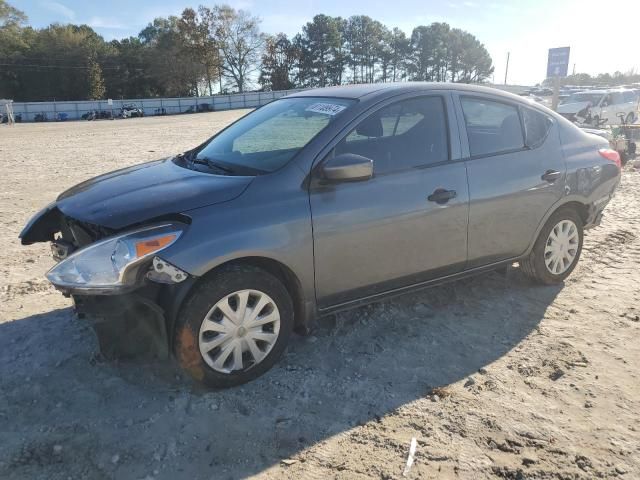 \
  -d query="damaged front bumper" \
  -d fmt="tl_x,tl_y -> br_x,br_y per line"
73,278 -> 195,360
74,289 -> 169,358
66,268 -> 195,360
21,204 -> 196,359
